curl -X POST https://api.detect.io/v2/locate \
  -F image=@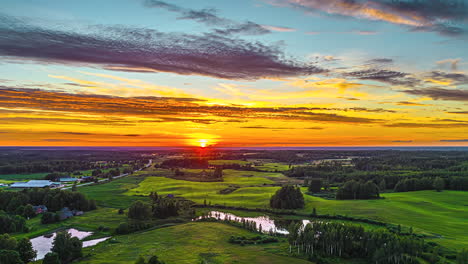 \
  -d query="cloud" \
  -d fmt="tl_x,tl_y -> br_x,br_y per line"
213,22 -> 270,35
0,87 -> 381,124
384,122 -> 468,128
265,0 -> 468,36
144,0 -> 271,36
345,68 -> 419,86
351,30 -> 378,35
404,88 -> 468,101
0,15 -> 322,80
440,139 -> 468,142
395,101 -> 426,106
436,58 -> 461,71
366,58 -> 393,64
426,71 -> 468,85
447,111 -> 468,114
240,126 -> 323,130
261,25 -> 297,32
392,140 -> 413,143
